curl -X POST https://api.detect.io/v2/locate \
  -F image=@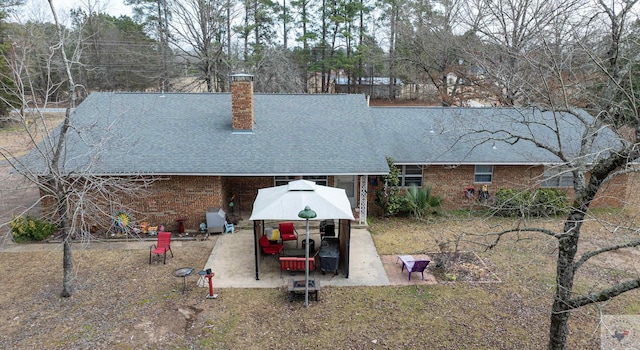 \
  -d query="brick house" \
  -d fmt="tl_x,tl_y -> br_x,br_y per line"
28,74 -> 388,232
369,106 -> 635,211
25,74 -> 636,233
